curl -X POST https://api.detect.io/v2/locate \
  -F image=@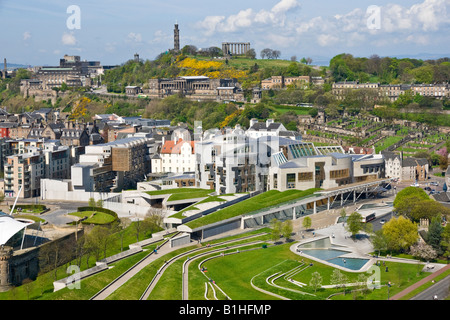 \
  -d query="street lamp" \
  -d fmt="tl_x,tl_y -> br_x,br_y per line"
387,281 -> 391,300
